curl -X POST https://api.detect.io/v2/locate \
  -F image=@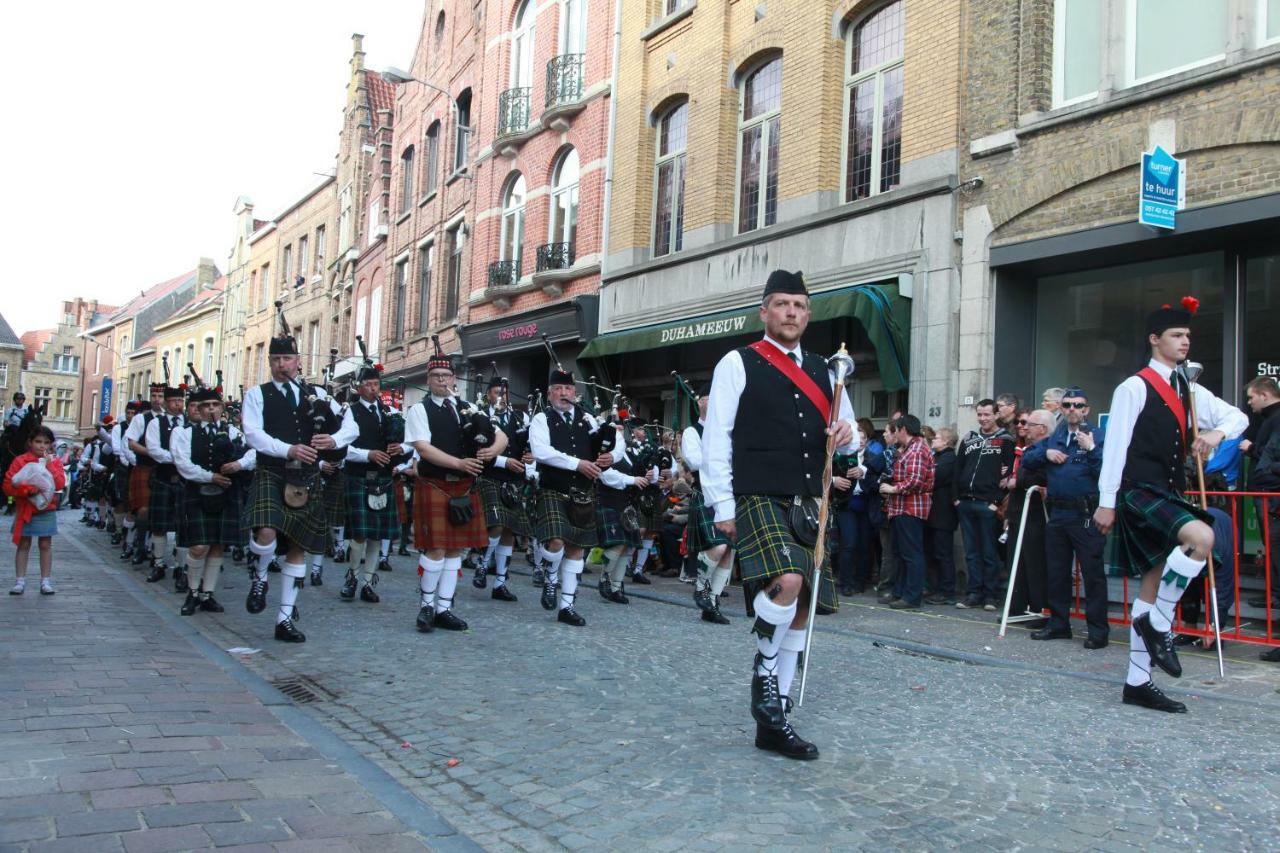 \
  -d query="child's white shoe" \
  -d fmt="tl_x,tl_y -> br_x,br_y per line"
8,579 -> 24,595
39,578 -> 55,596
